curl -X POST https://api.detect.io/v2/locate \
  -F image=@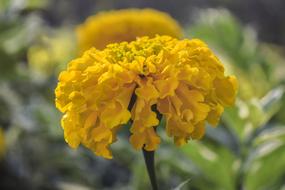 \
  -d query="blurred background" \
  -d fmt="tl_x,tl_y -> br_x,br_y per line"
1,0 -> 285,189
